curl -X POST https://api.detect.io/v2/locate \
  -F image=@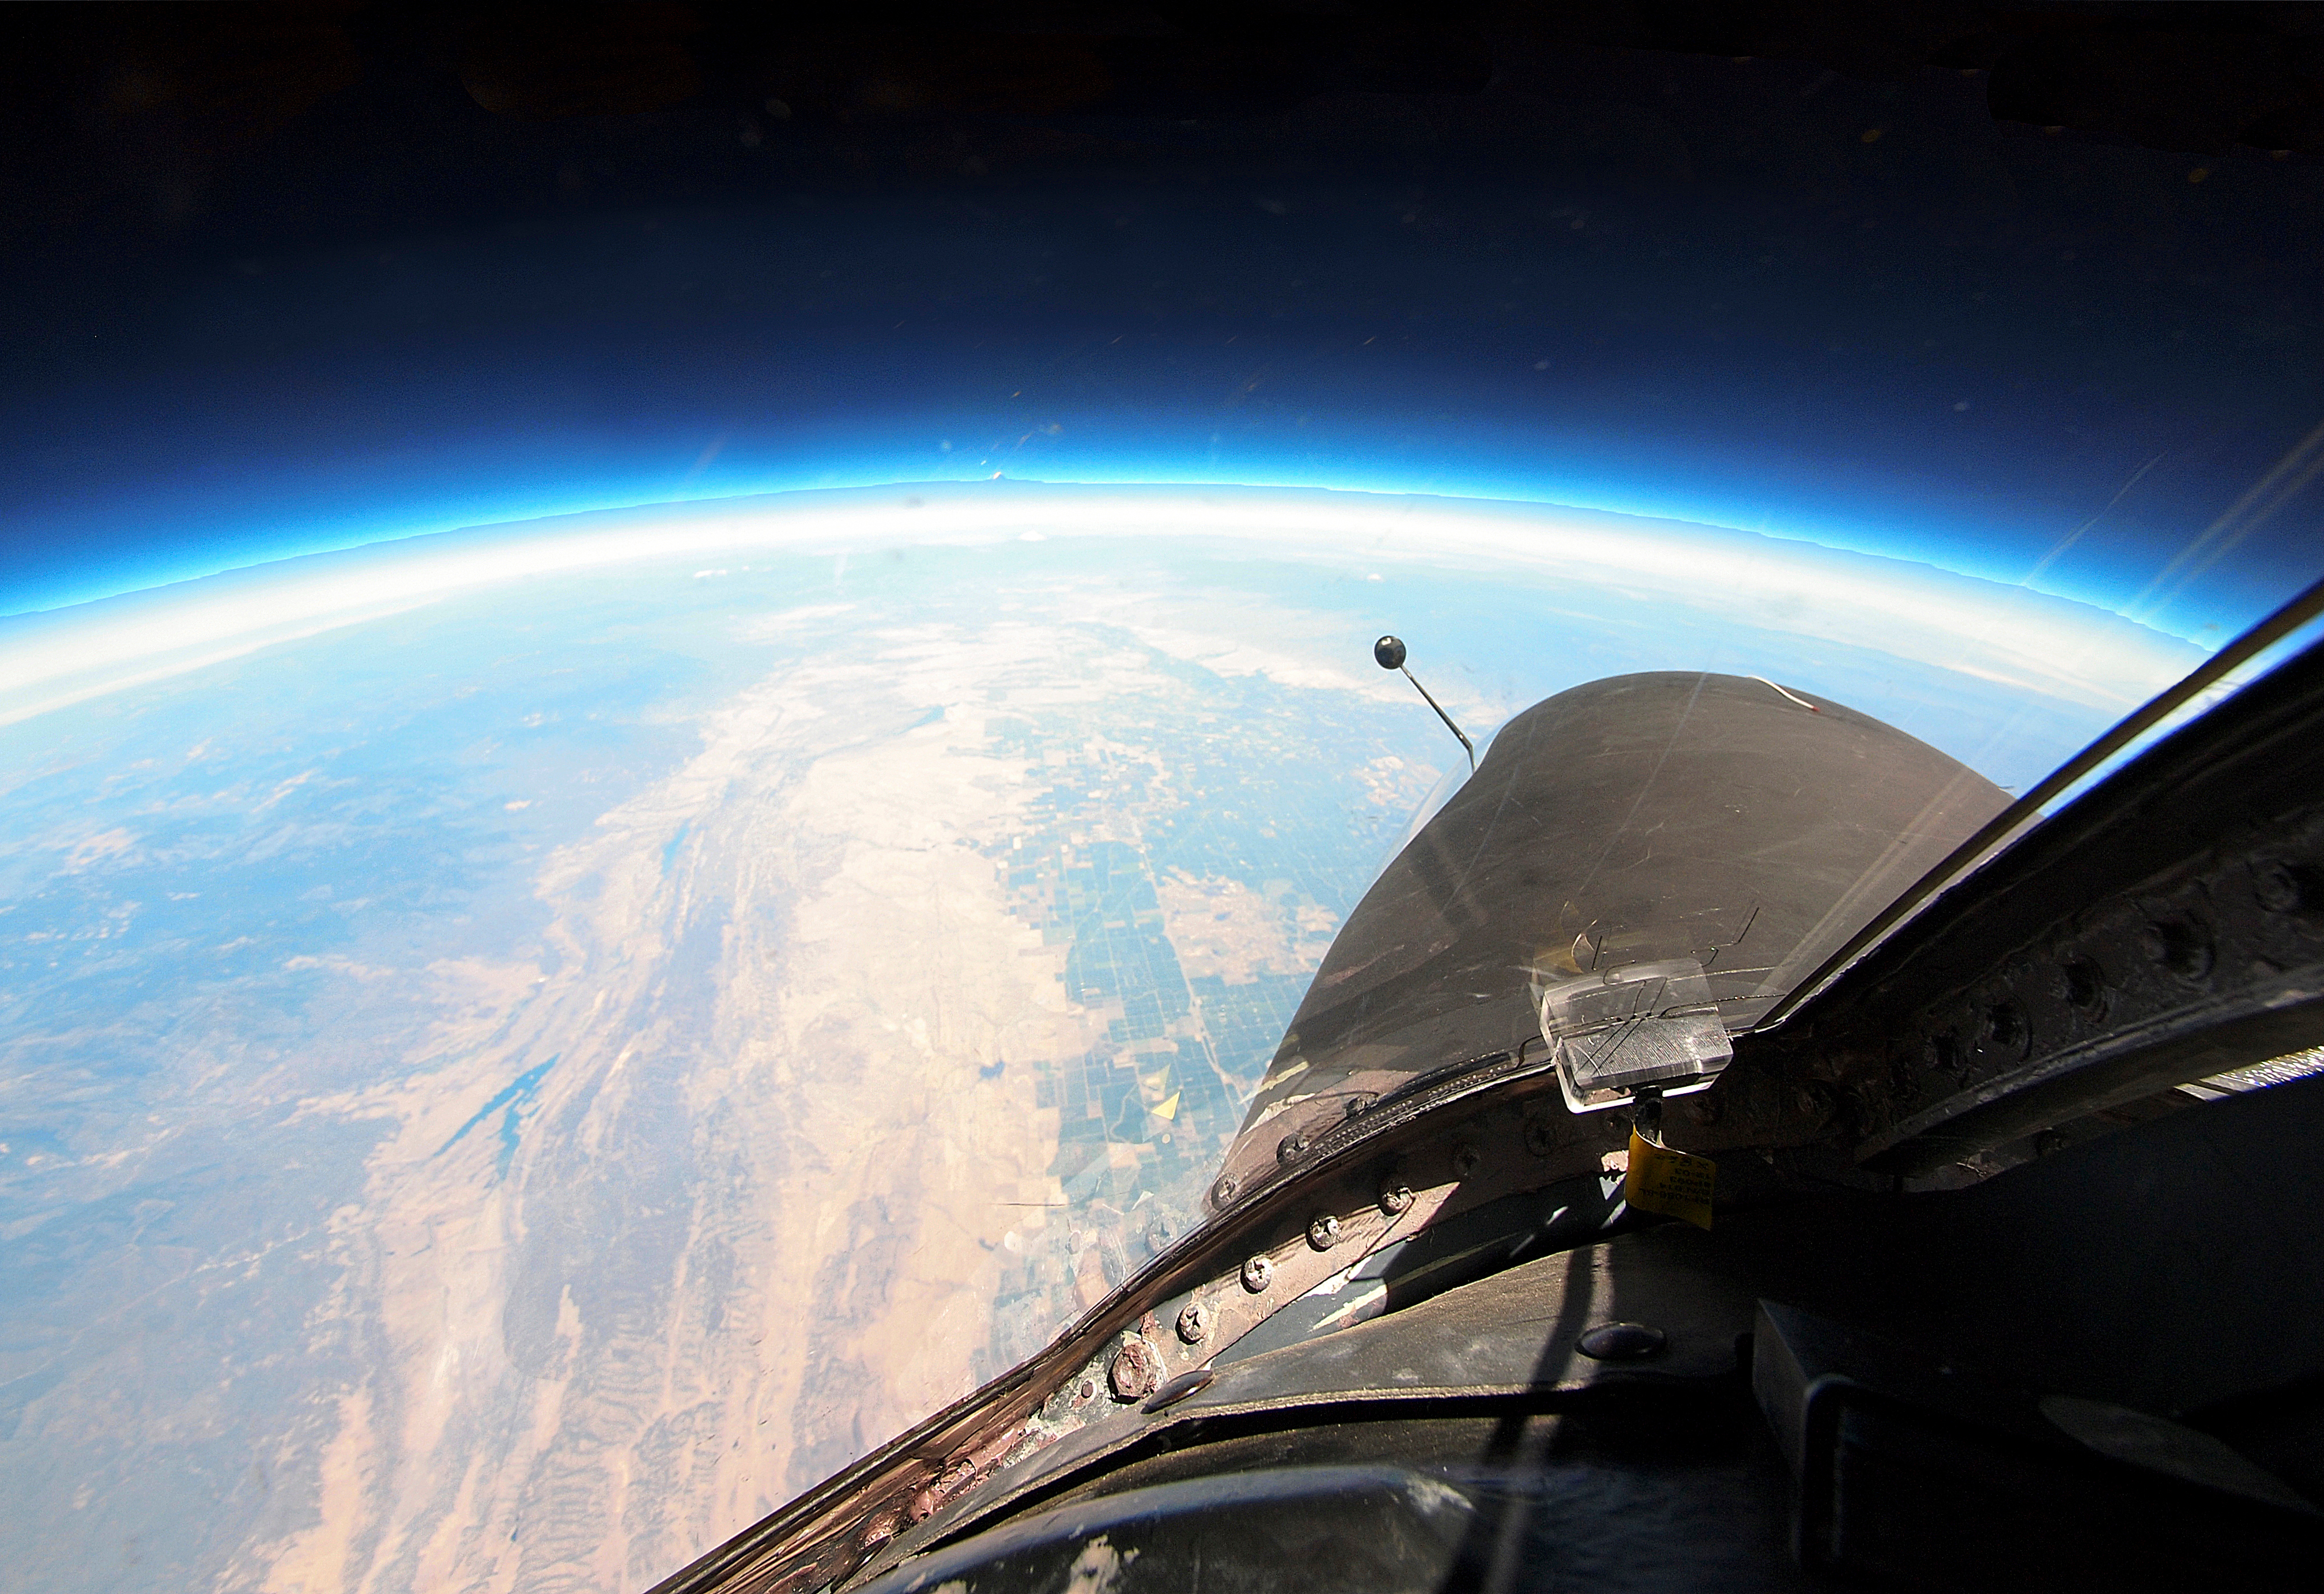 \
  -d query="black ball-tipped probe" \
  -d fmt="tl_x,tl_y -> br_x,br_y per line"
1374,635 -> 1476,773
